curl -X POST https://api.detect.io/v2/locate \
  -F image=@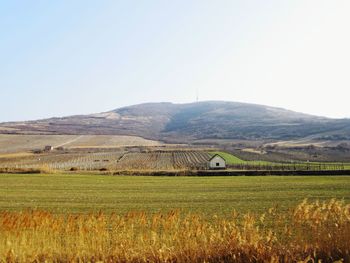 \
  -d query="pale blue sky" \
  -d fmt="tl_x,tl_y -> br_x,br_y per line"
1,1 -> 349,122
